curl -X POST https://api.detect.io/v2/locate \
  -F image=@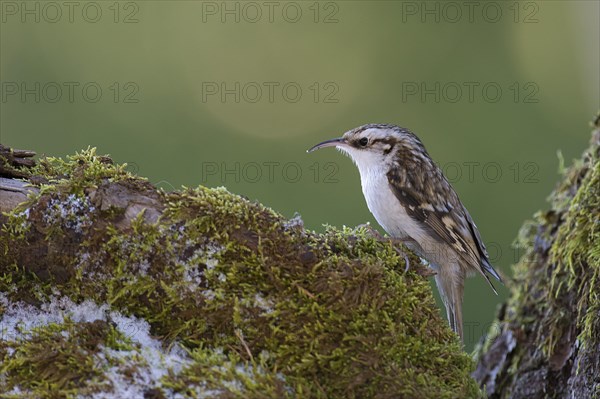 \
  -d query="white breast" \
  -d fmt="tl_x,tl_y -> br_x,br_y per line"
357,161 -> 428,243
338,145 -> 429,245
